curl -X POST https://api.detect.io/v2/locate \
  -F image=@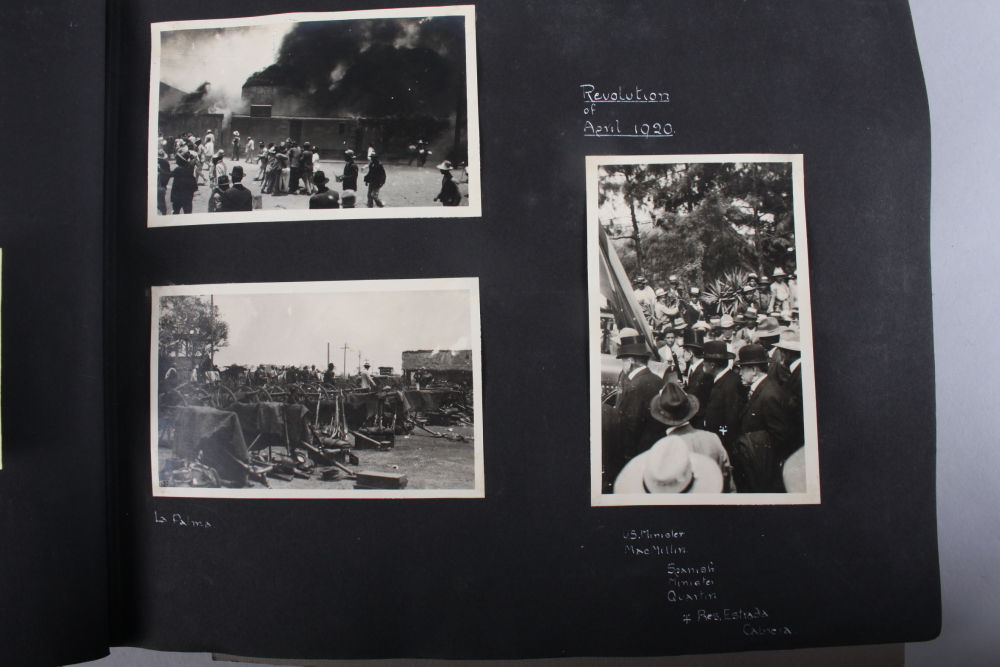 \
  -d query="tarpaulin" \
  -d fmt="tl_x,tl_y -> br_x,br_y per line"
230,401 -> 311,450
167,406 -> 249,486
306,389 -> 465,428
